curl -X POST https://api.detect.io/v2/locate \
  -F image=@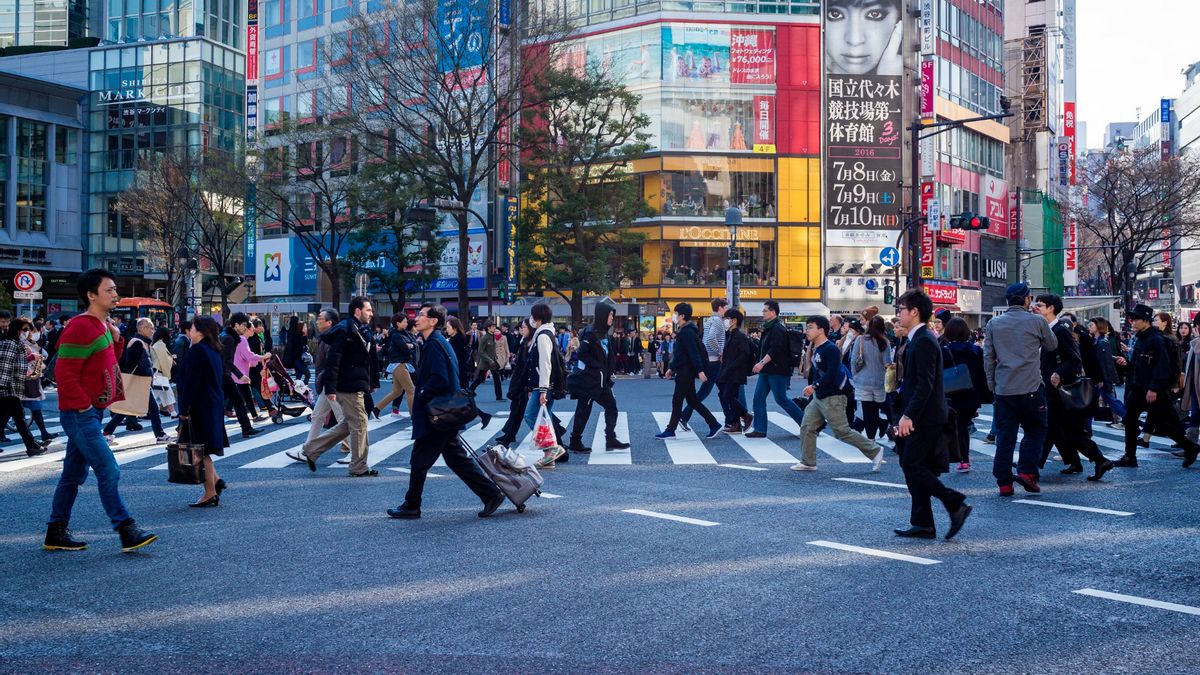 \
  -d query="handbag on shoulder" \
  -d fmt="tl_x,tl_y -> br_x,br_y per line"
166,418 -> 208,485
942,348 -> 973,395
1057,376 -> 1096,412
427,340 -> 489,431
